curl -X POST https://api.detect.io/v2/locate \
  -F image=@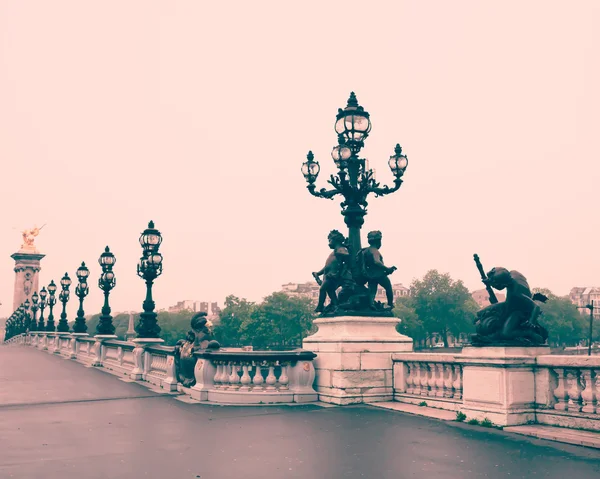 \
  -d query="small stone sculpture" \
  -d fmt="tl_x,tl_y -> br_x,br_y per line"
472,257 -> 548,346
173,312 -> 220,387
